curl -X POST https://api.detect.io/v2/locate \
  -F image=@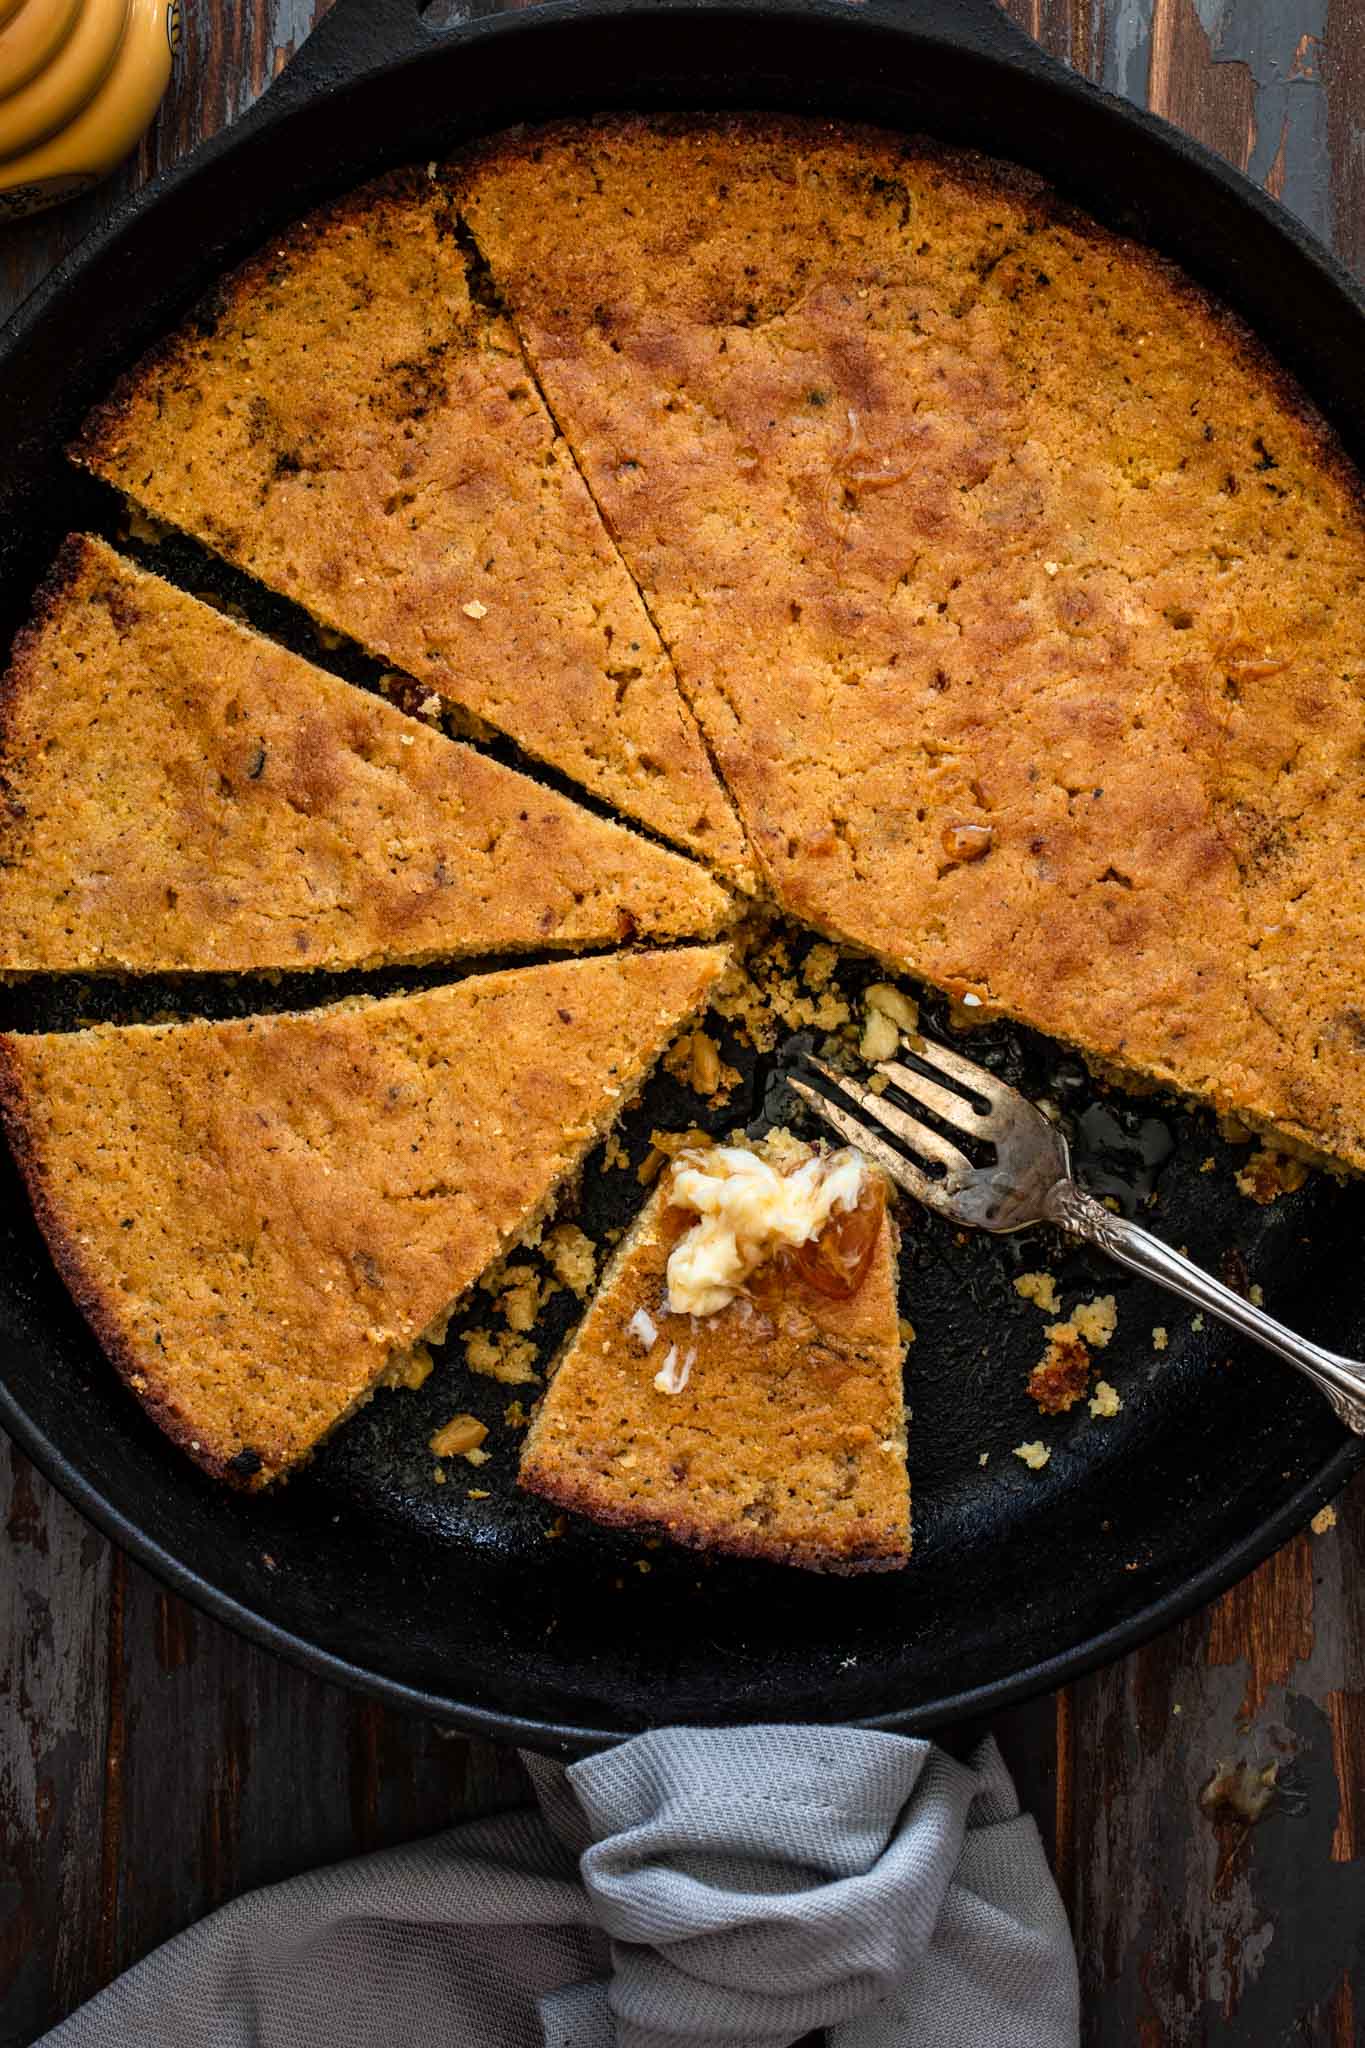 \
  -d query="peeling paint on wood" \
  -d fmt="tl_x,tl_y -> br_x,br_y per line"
1148,0 -> 1258,173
